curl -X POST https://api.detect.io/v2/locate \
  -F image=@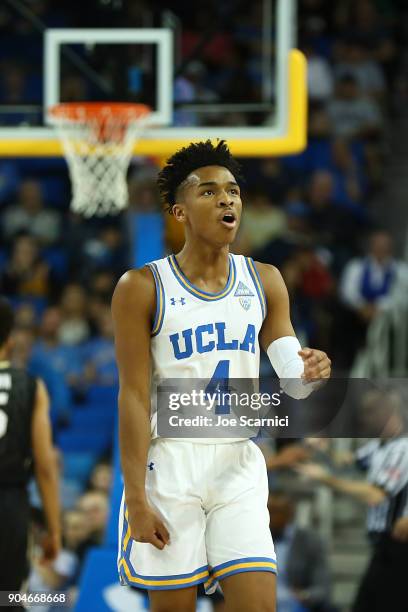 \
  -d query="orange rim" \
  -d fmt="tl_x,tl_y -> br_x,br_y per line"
49,102 -> 151,124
